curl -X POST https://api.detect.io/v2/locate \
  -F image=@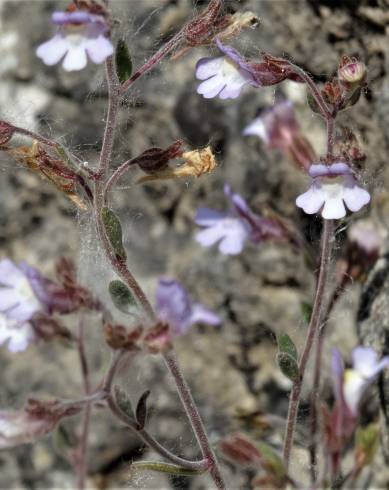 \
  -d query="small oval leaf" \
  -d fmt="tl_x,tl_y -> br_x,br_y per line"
109,280 -> 137,315
101,207 -> 127,261
307,91 -> 322,115
116,40 -> 132,84
278,334 -> 298,361
277,353 -> 299,382
135,390 -> 151,430
114,385 -> 134,419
